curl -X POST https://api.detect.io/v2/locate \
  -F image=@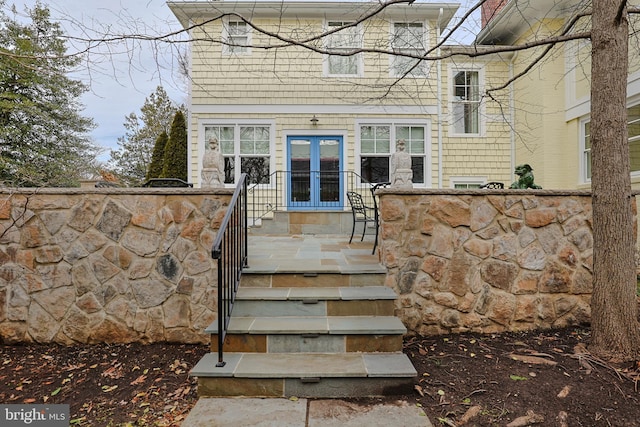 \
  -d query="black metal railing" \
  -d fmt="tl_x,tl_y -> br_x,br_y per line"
211,173 -> 248,367
247,170 -> 379,225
